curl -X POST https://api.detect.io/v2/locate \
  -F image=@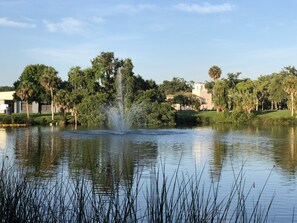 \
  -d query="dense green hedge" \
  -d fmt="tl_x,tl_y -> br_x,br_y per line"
0,114 -> 29,125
